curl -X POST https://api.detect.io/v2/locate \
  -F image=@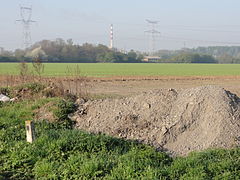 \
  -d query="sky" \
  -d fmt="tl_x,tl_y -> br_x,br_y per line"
1,0 -> 240,51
